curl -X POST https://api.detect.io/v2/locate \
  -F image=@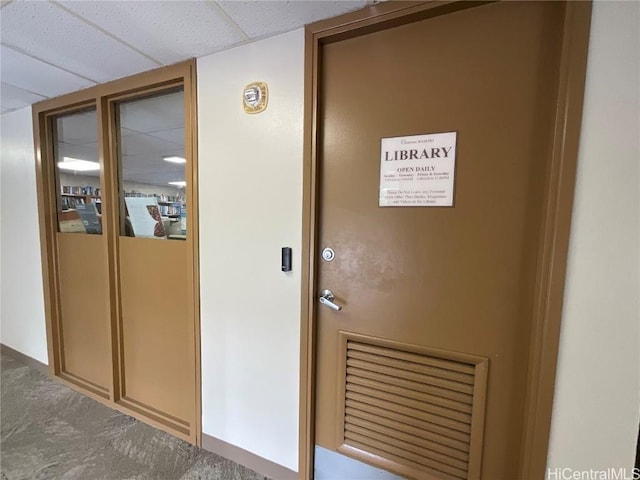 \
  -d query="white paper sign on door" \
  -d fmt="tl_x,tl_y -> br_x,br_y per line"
379,131 -> 457,207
